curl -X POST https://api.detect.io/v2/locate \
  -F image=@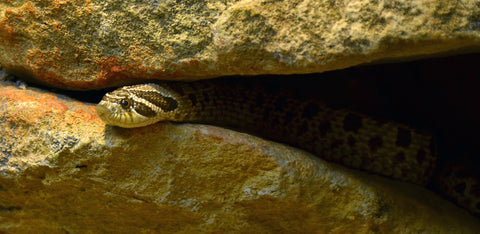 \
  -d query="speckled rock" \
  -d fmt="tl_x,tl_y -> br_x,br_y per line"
0,82 -> 479,232
0,0 -> 479,89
